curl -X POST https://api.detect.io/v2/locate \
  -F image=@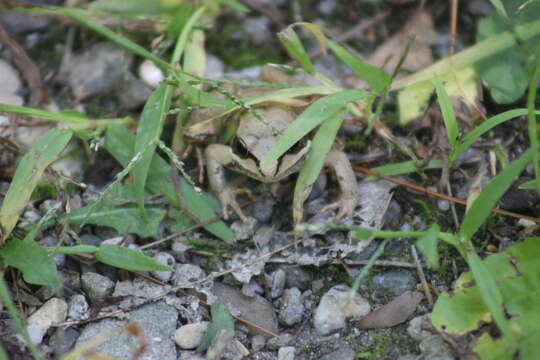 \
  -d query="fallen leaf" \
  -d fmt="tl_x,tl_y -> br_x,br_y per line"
358,291 -> 423,329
